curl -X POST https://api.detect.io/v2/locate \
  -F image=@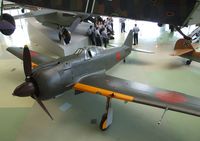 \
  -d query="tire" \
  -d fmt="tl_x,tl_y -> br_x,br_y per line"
186,60 -> 192,65
1,13 -> 15,35
99,113 -> 109,131
158,23 -> 163,27
63,29 -> 71,44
